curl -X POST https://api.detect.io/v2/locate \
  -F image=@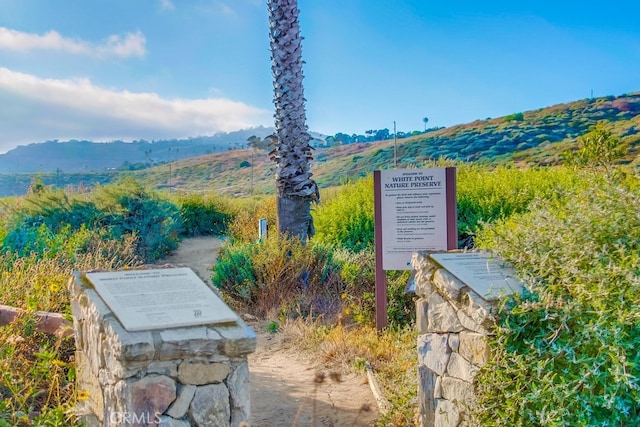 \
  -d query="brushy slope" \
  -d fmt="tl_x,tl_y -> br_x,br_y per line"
1,92 -> 638,197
